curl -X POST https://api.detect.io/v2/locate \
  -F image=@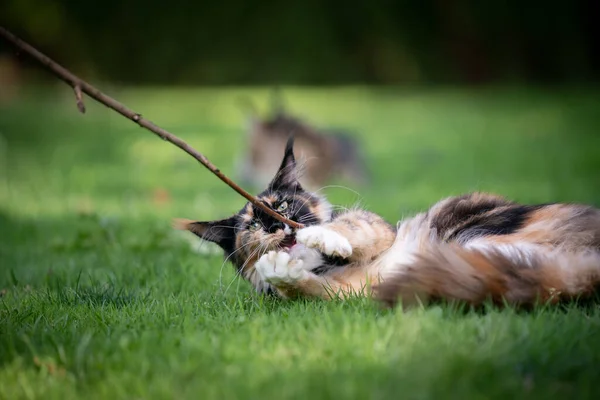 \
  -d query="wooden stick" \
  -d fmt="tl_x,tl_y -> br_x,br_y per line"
0,26 -> 303,229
